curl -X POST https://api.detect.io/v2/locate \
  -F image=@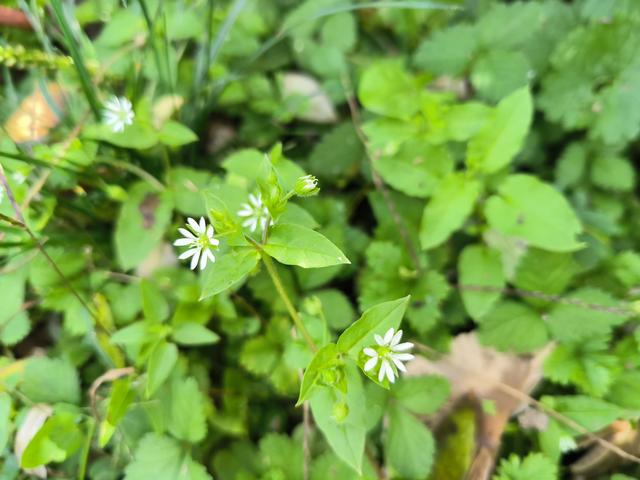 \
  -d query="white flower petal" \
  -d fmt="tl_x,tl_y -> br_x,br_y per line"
199,250 -> 209,270
205,249 -> 216,263
386,363 -> 396,383
390,329 -> 403,347
391,342 -> 414,352
178,228 -> 195,239
391,356 -> 407,373
363,347 -> 378,357
374,334 -> 384,346
391,353 -> 414,362
249,193 -> 260,207
364,356 -> 378,372
179,247 -> 199,260
249,218 -> 258,232
211,238 -> 220,247
238,205 -> 253,217
187,217 -> 201,233
206,225 -> 214,238
199,217 -> 206,233
378,359 -> 389,382
173,238 -> 194,246
190,248 -> 201,270
382,328 -> 395,346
